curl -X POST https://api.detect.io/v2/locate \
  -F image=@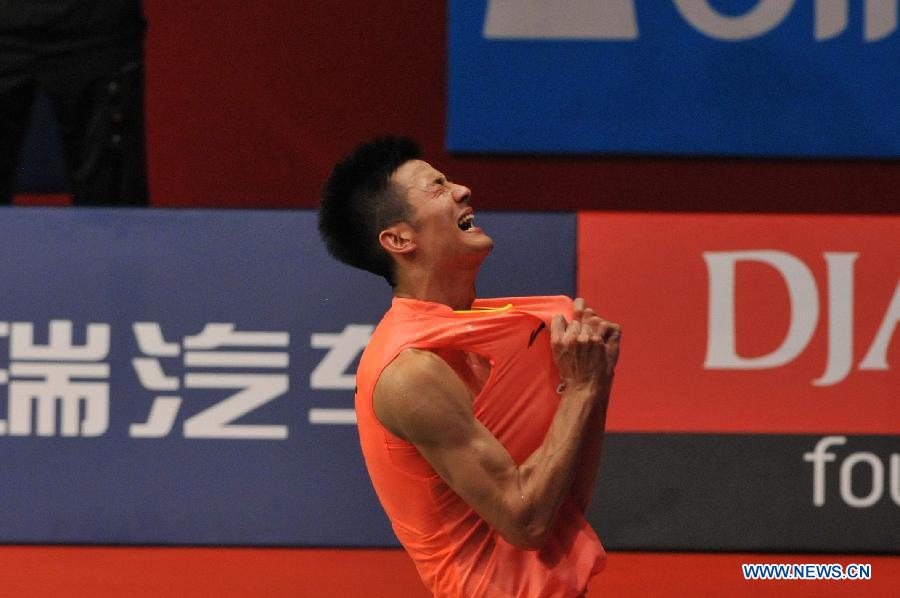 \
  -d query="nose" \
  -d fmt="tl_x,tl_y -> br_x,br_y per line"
451,182 -> 471,203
